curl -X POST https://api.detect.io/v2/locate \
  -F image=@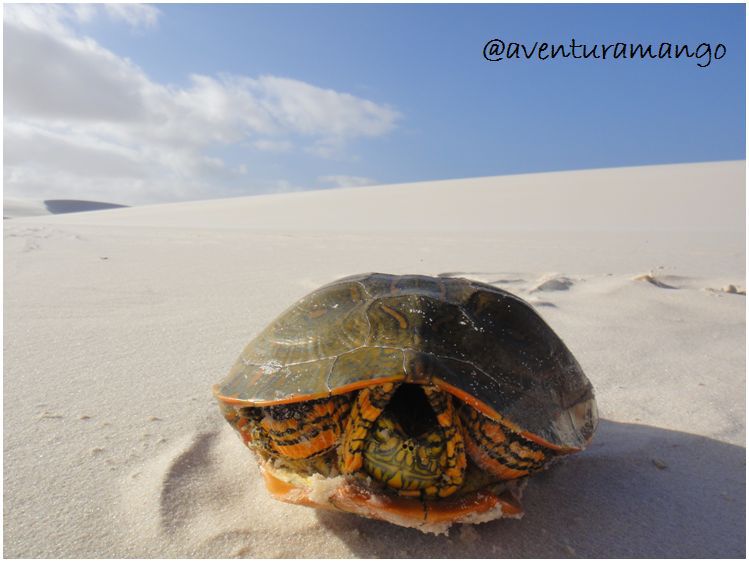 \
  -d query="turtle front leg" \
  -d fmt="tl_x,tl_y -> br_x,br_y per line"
225,397 -> 352,476
339,382 -> 400,474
